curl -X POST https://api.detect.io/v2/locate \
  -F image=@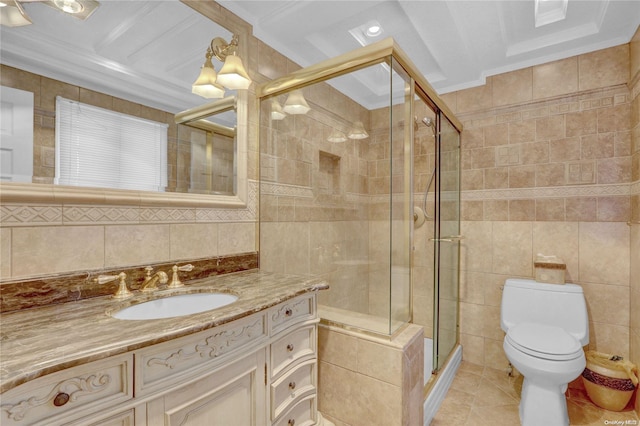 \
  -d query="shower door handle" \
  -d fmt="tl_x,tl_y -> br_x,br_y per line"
429,235 -> 464,243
